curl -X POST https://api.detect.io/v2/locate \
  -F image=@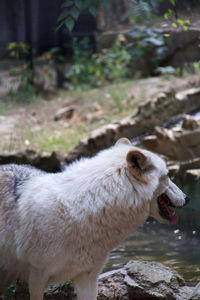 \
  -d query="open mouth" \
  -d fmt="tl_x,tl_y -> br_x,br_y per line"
157,193 -> 178,224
